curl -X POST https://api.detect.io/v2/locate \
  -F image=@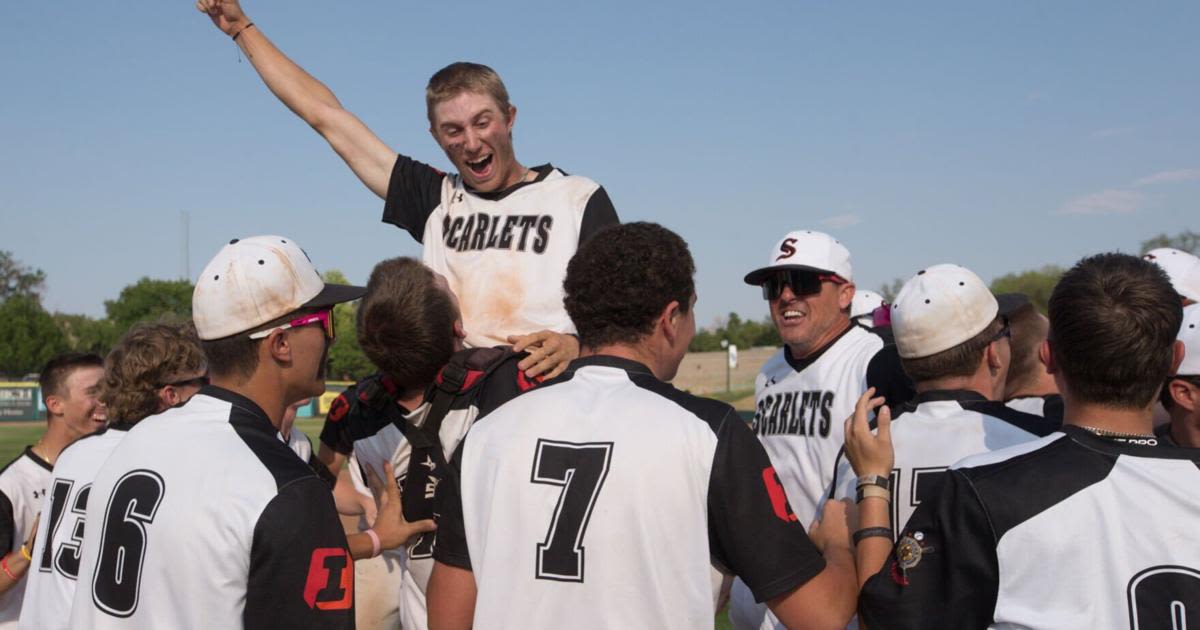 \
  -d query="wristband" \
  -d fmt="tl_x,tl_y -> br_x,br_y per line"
856,474 -> 892,491
364,528 -> 381,558
1,557 -> 15,581
19,545 -> 31,561
856,484 -> 892,503
853,527 -> 894,545
231,22 -> 256,41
